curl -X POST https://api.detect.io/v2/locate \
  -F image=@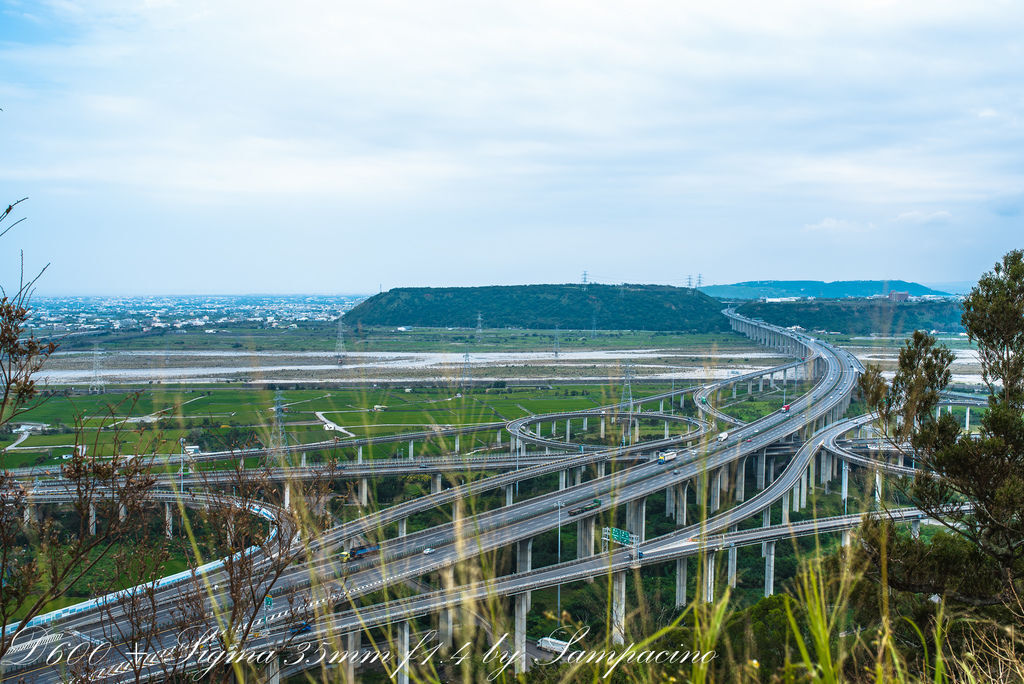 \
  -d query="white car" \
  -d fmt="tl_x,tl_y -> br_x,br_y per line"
423,547 -> 435,555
